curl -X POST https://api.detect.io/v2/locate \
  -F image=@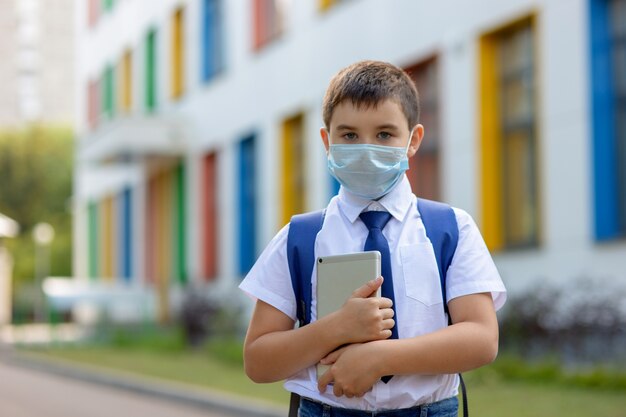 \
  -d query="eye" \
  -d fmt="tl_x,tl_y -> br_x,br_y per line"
377,131 -> 392,140
342,132 -> 358,141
